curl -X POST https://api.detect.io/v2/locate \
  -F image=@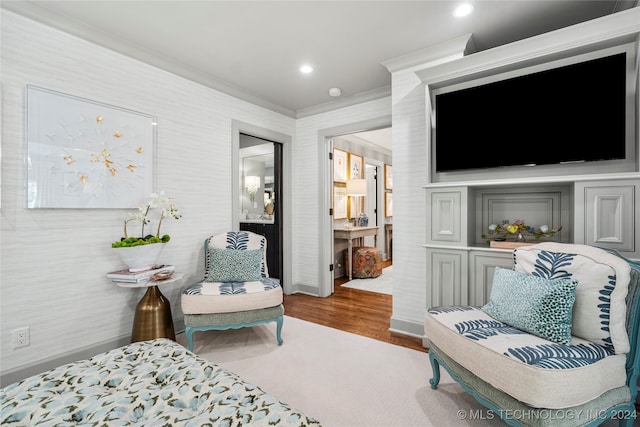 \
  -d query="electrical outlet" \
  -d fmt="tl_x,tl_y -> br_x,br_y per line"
13,327 -> 30,349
